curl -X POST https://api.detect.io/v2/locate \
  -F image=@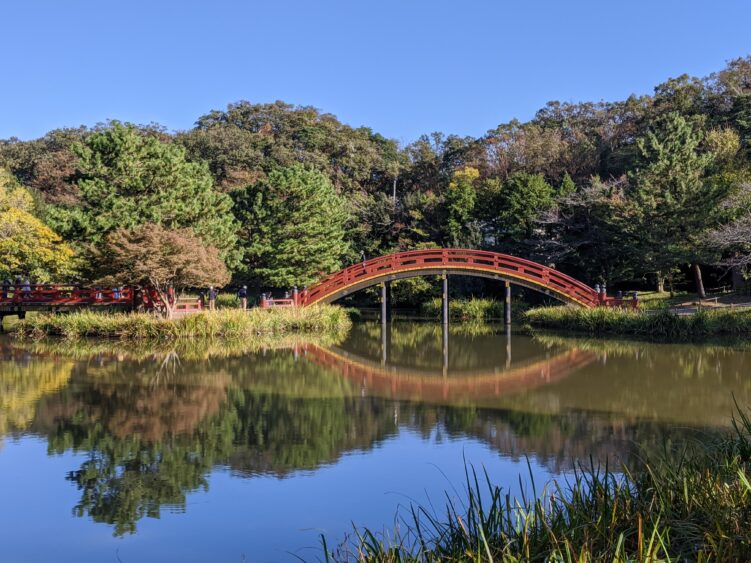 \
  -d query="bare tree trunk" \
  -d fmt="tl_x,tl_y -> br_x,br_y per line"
656,271 -> 665,293
155,290 -> 174,319
692,263 -> 706,299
